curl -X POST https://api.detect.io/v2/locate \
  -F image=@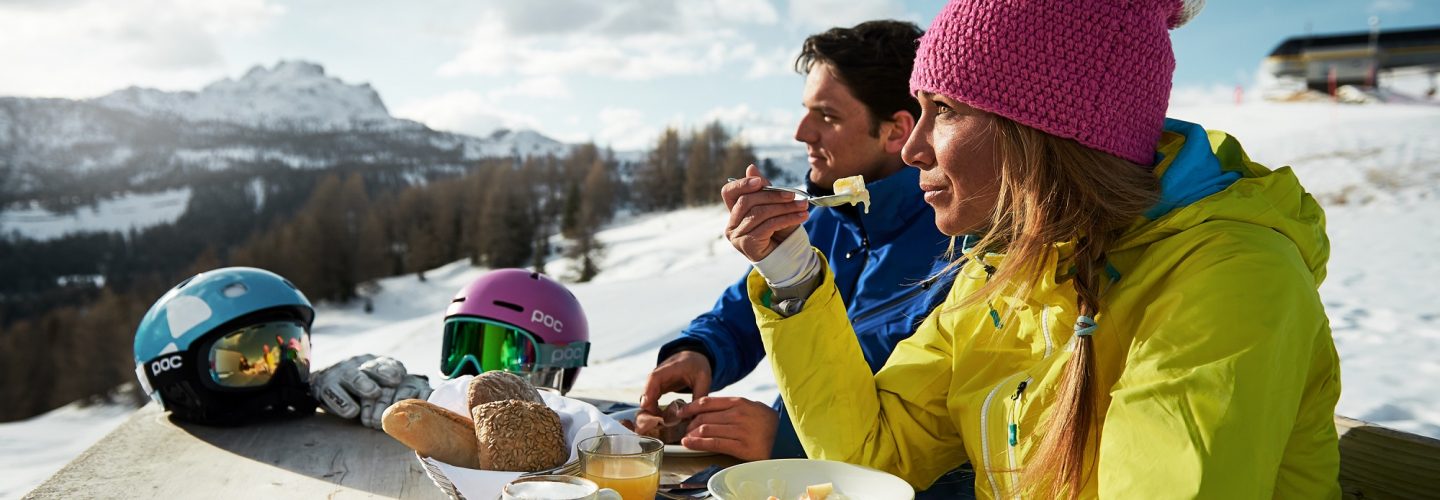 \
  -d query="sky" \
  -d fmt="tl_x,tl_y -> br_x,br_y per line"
1,0 -> 1437,150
